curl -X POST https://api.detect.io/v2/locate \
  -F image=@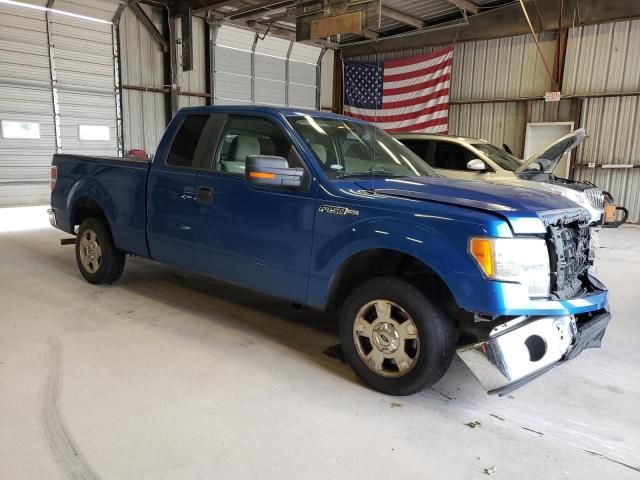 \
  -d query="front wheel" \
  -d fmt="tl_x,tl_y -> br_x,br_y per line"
75,217 -> 125,285
340,277 -> 455,395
